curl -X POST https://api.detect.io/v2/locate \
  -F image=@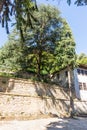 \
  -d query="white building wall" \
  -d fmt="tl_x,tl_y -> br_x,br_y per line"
78,74 -> 87,83
76,67 -> 87,101
79,91 -> 87,100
